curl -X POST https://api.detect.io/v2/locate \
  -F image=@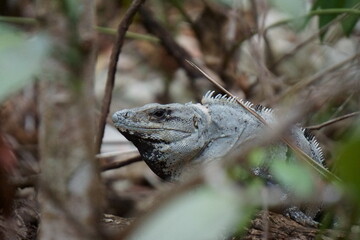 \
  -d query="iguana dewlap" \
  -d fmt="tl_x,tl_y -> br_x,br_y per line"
112,91 -> 324,180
